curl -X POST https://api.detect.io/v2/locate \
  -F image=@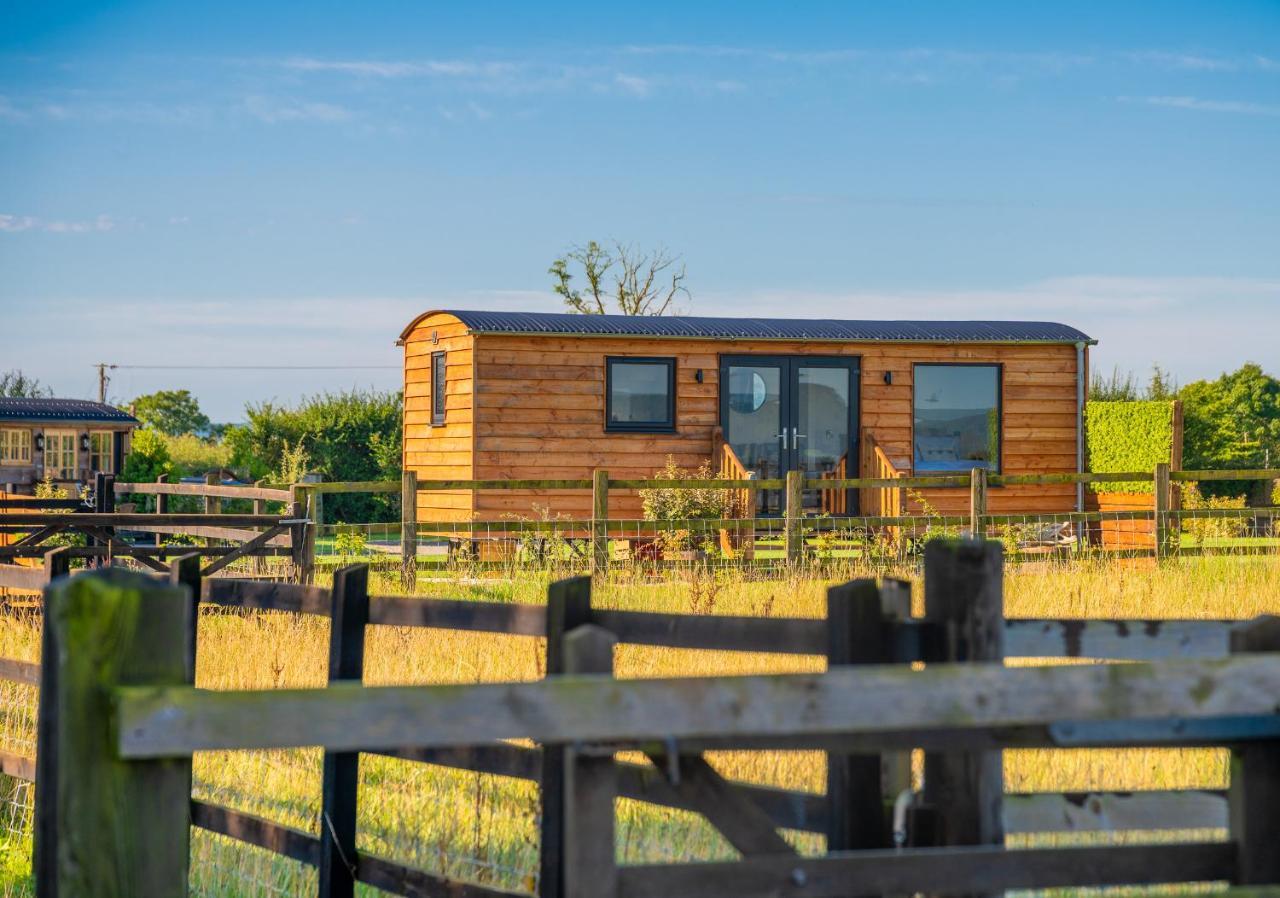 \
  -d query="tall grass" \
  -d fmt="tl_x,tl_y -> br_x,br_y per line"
0,555 -> 1275,894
